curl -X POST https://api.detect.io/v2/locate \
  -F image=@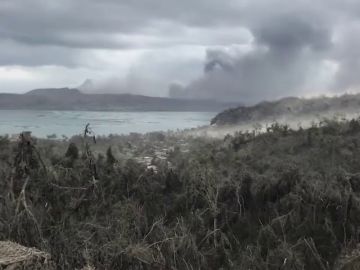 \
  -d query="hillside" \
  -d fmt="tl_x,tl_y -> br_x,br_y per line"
0,88 -> 238,112
1,119 -> 360,269
211,93 -> 360,125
